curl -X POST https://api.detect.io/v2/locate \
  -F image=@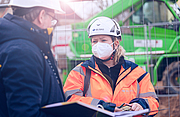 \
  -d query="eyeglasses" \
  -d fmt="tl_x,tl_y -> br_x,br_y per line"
46,12 -> 58,27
